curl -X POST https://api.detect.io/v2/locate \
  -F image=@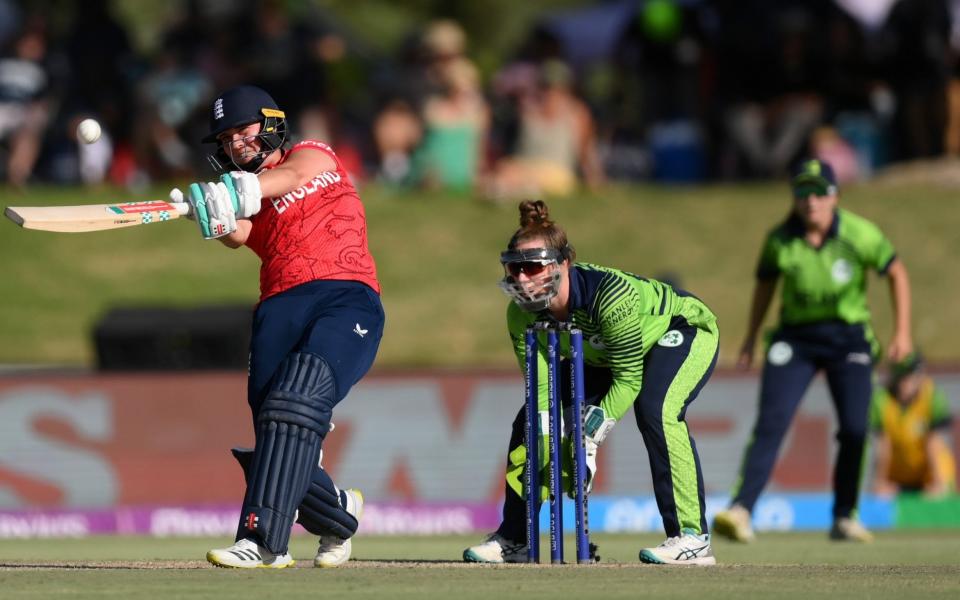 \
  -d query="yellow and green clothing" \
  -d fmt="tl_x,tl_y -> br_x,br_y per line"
870,378 -> 955,490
